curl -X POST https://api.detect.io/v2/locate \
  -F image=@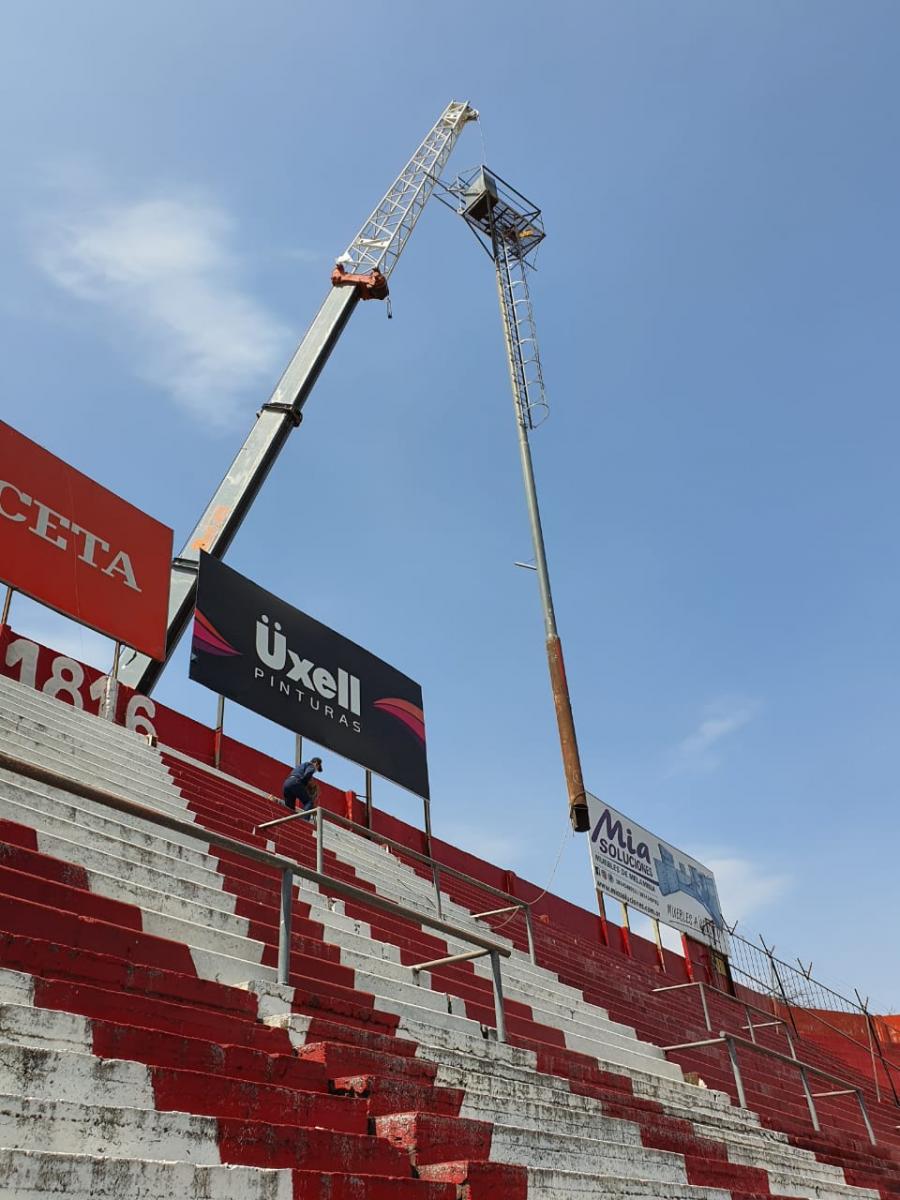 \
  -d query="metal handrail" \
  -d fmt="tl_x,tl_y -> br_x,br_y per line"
663,1030 -> 876,1145
652,980 -> 795,1054
0,750 -> 512,1041
257,805 -> 537,963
